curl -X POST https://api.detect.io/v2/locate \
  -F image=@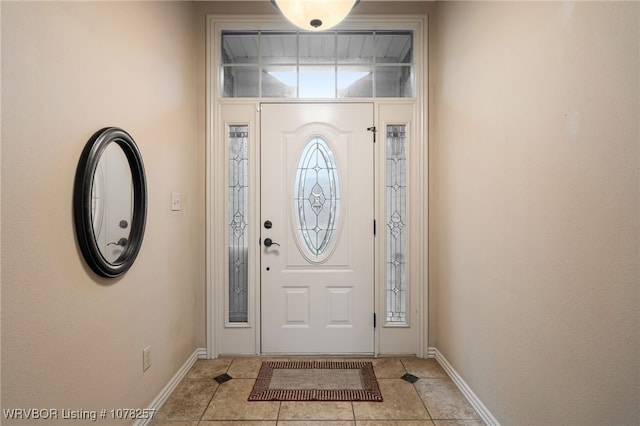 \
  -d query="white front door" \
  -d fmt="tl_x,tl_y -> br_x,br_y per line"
261,103 -> 375,354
